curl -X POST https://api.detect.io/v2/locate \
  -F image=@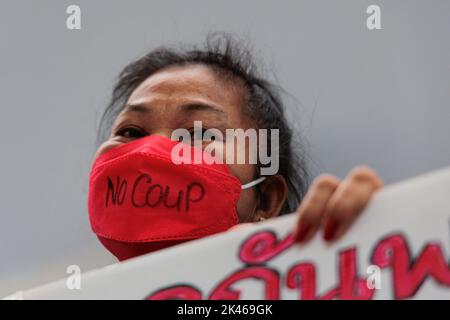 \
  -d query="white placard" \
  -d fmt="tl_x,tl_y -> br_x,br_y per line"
5,167 -> 450,300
